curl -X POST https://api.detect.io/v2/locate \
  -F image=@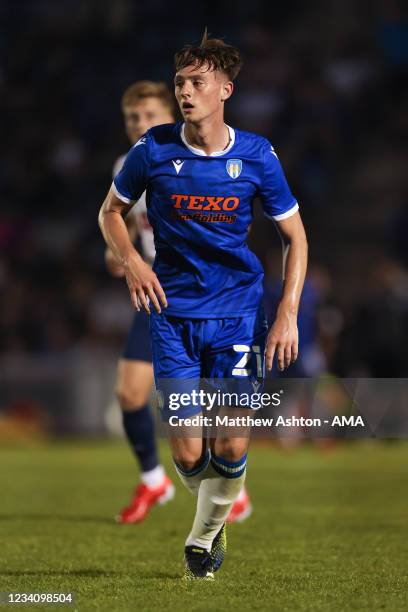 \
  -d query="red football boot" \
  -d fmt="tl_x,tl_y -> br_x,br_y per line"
227,488 -> 253,524
116,475 -> 175,524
